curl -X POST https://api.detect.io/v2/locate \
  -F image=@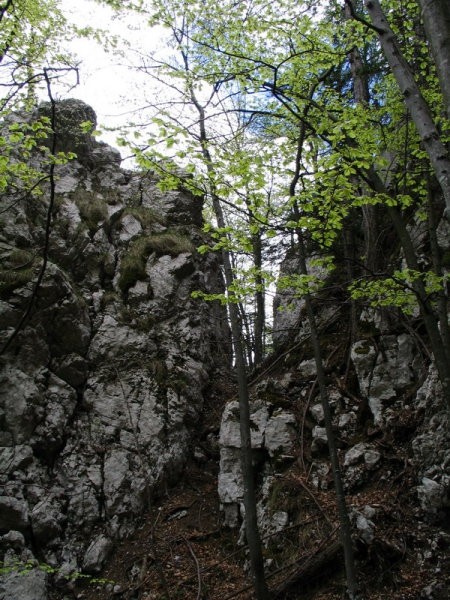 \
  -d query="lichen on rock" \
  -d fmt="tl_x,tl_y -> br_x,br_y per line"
0,100 -> 230,594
